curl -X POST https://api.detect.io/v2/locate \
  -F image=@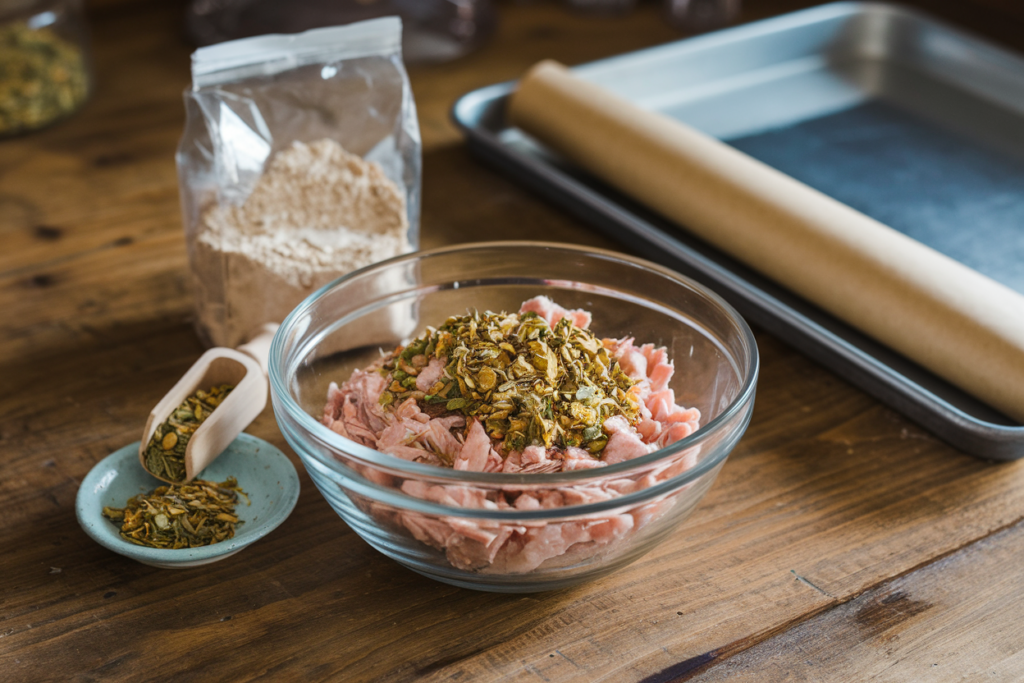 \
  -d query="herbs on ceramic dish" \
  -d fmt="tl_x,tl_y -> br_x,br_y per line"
102,477 -> 248,549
